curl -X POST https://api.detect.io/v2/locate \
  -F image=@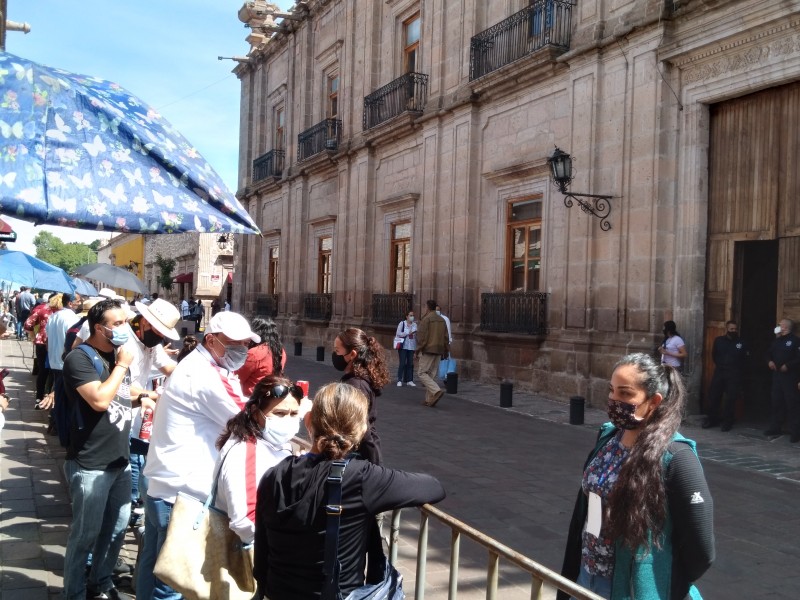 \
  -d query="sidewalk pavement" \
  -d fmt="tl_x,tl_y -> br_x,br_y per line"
2,338 -> 799,599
